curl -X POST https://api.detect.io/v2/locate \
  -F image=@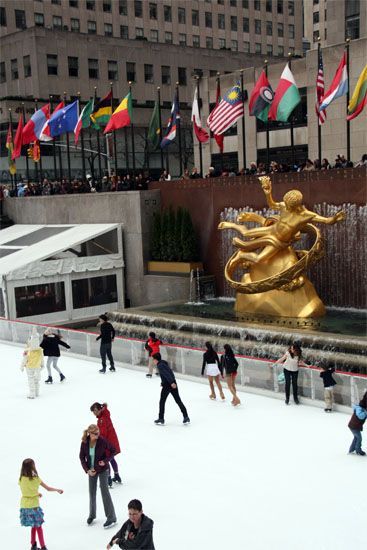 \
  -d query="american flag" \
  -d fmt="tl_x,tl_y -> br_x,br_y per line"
207,82 -> 244,135
315,48 -> 326,124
